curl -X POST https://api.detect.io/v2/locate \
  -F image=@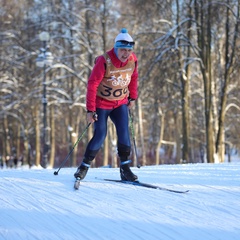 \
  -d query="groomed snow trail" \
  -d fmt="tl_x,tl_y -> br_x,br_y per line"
0,163 -> 240,240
